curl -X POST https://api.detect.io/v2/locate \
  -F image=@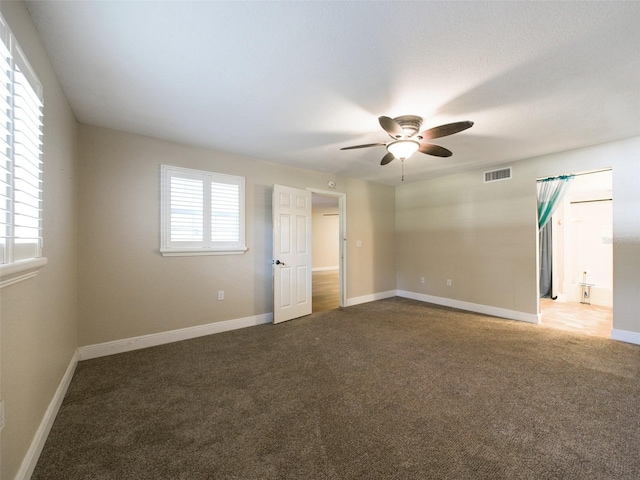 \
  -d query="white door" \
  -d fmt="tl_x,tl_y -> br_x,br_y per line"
273,185 -> 312,324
